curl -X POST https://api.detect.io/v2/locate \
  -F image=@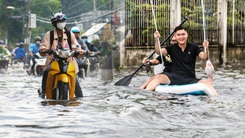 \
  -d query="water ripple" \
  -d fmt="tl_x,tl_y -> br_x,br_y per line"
0,65 -> 244,137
